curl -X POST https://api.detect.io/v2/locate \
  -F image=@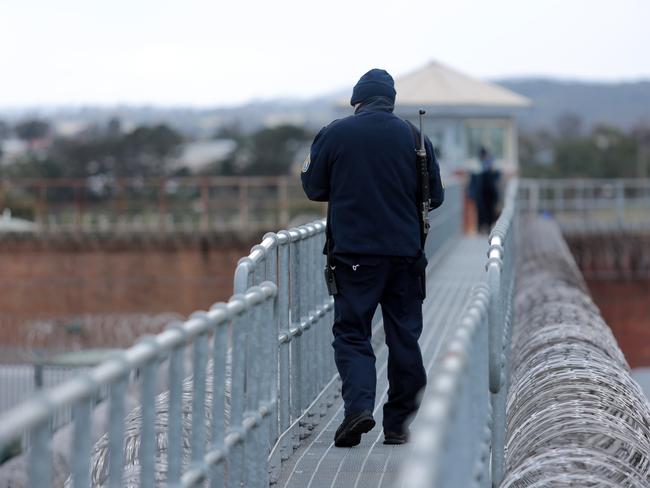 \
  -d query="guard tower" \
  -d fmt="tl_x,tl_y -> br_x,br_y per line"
340,61 -> 531,174
396,61 -> 530,174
